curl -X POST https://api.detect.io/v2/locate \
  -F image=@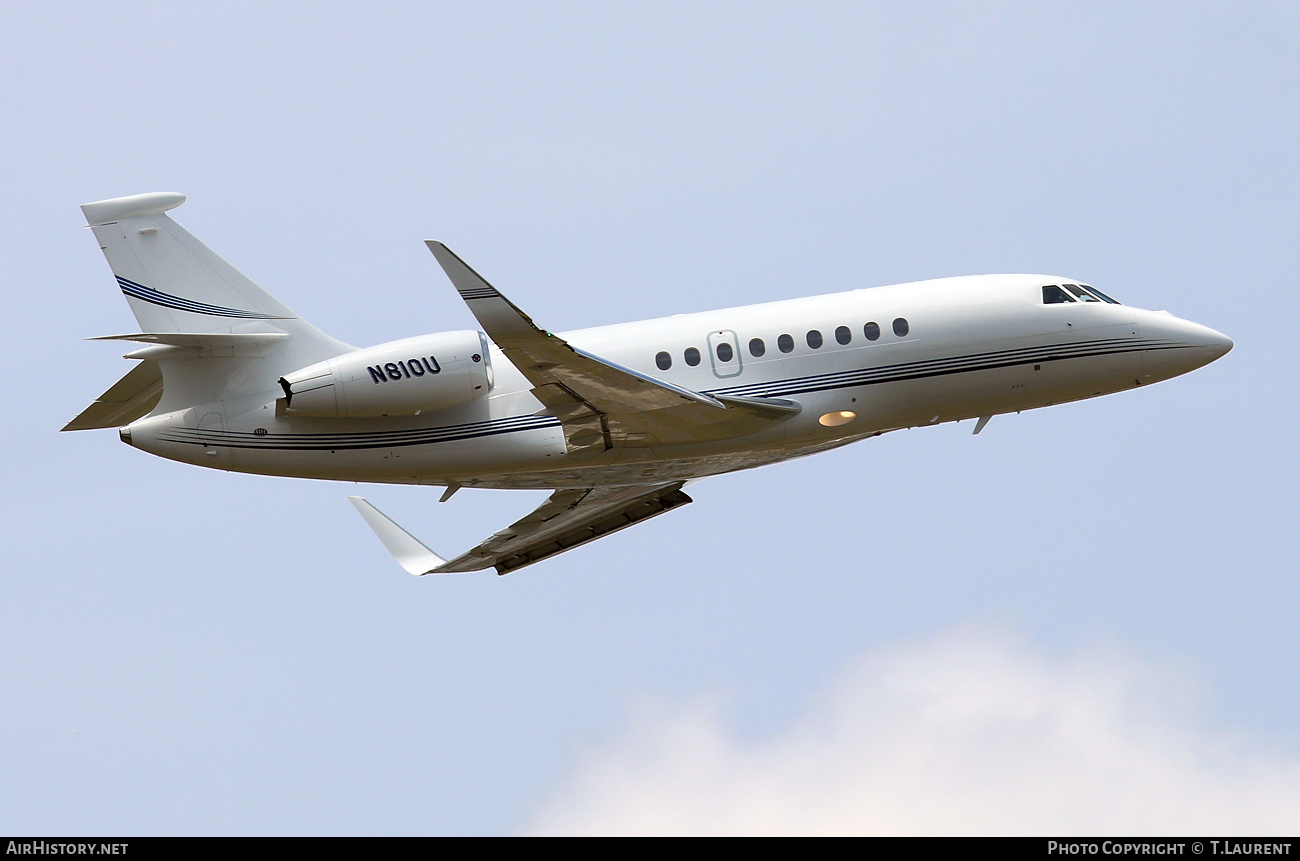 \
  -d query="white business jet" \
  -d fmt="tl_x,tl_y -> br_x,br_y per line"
67,192 -> 1232,576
